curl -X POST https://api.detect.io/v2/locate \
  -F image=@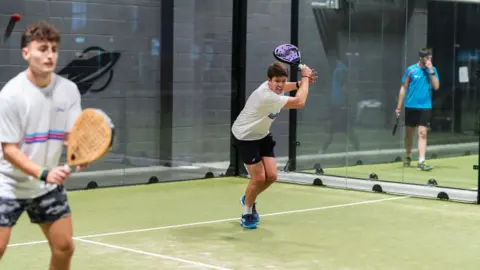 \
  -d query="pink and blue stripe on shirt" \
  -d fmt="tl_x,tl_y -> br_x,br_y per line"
24,130 -> 65,144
